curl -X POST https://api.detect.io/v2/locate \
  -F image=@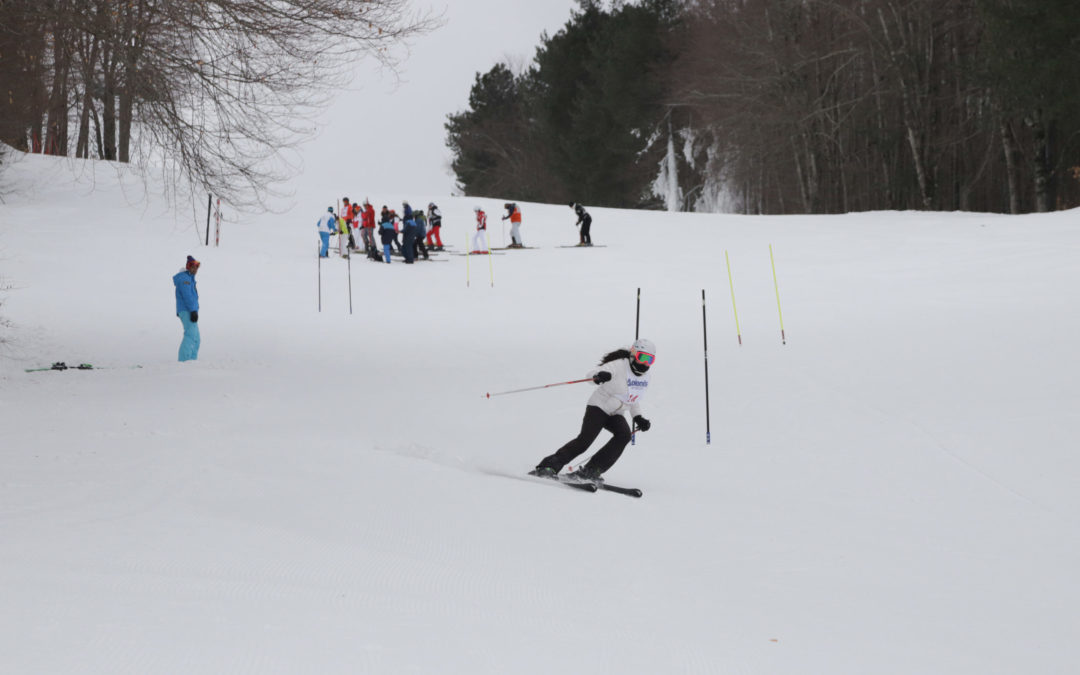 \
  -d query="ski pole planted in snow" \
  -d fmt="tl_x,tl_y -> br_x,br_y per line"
317,244 -> 322,312
725,250 -> 742,345
484,378 -> 592,399
347,248 -> 353,315
632,286 -> 641,446
702,289 -> 712,445
635,287 -> 641,339
770,244 -> 786,344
